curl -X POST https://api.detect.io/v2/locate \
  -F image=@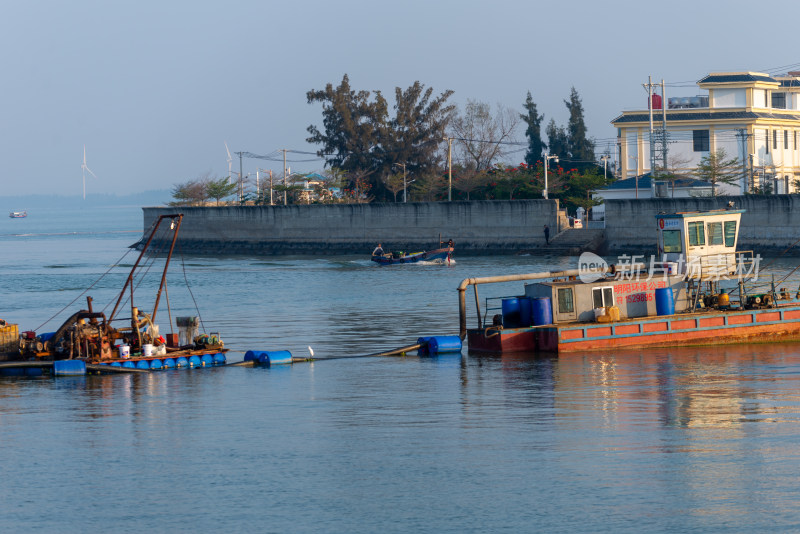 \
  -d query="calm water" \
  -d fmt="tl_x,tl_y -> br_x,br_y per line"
4,206 -> 800,532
